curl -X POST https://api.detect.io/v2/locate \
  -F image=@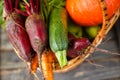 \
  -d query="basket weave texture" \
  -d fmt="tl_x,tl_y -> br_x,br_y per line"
52,0 -> 120,73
